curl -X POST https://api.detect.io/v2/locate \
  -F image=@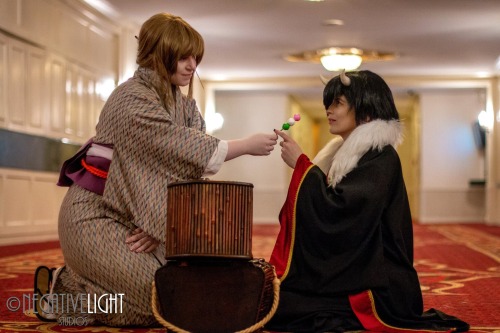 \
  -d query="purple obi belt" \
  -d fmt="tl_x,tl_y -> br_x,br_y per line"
57,139 -> 113,196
